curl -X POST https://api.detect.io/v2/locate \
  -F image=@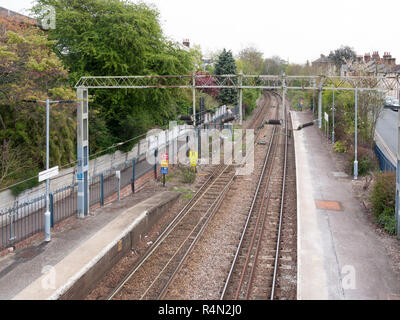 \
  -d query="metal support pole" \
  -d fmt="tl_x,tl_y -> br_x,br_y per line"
49,193 -> 54,228
131,158 -> 135,194
172,134 -> 175,167
117,174 -> 120,201
282,75 -> 287,129
239,70 -> 243,125
318,82 -> 323,129
197,126 -> 201,160
45,99 -> 51,242
8,208 -> 15,245
354,88 -> 358,180
154,148 -> 158,180
186,135 -> 189,158
332,88 -> 335,144
100,173 -> 104,205
77,88 -> 89,218
312,95 -> 315,115
396,107 -> 400,237
192,72 -> 196,127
